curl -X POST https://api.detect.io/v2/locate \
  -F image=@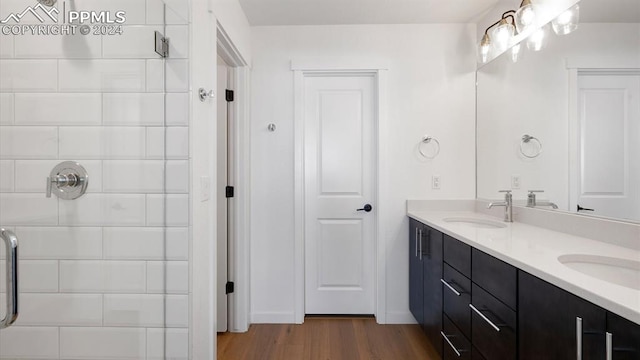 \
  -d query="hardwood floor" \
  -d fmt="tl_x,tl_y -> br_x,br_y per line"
217,316 -> 440,360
